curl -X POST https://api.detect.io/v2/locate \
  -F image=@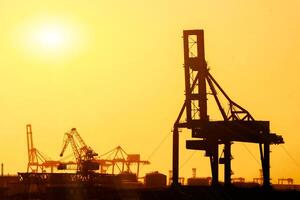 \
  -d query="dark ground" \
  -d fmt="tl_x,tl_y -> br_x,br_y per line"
2,185 -> 300,200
